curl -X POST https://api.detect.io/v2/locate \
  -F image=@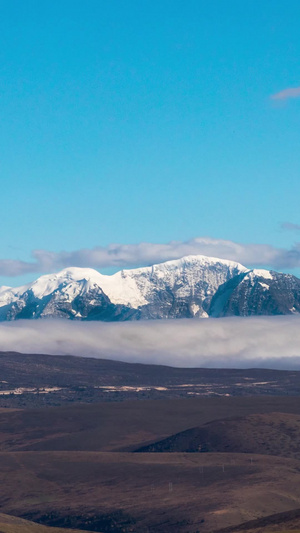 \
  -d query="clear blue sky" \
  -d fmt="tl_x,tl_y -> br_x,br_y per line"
1,0 -> 300,286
